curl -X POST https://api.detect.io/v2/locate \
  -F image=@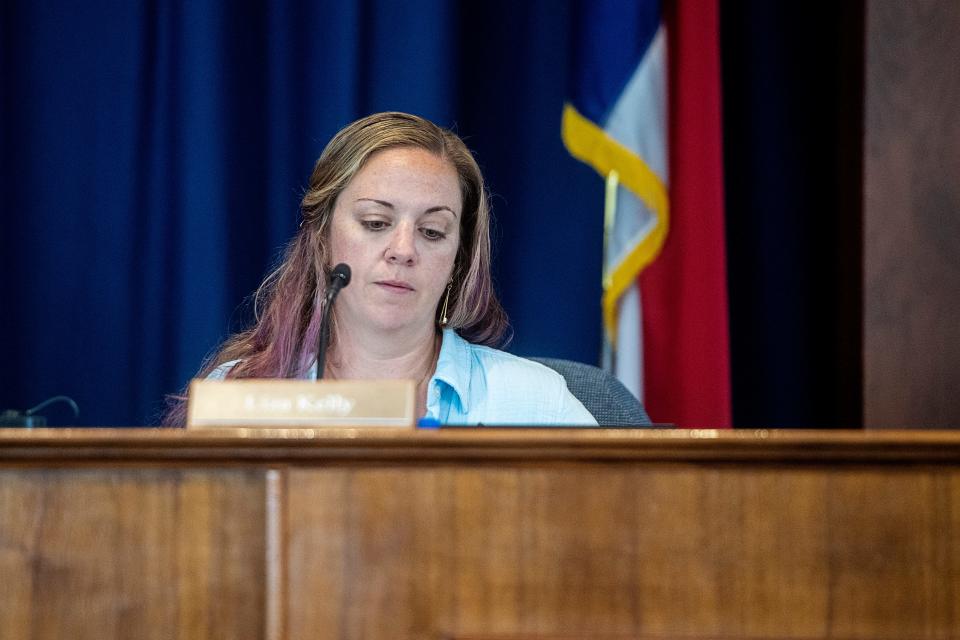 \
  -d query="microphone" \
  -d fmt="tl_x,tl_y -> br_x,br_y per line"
0,395 -> 79,427
316,263 -> 351,380
327,263 -> 351,298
